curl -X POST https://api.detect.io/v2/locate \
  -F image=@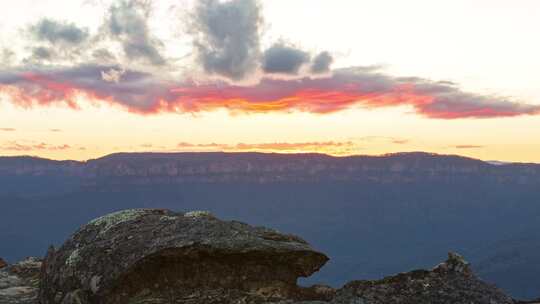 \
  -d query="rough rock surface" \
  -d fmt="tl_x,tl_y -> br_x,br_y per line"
2,209 -> 527,304
0,258 -> 7,269
40,209 -> 329,304
0,257 -> 41,304
328,252 -> 514,304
